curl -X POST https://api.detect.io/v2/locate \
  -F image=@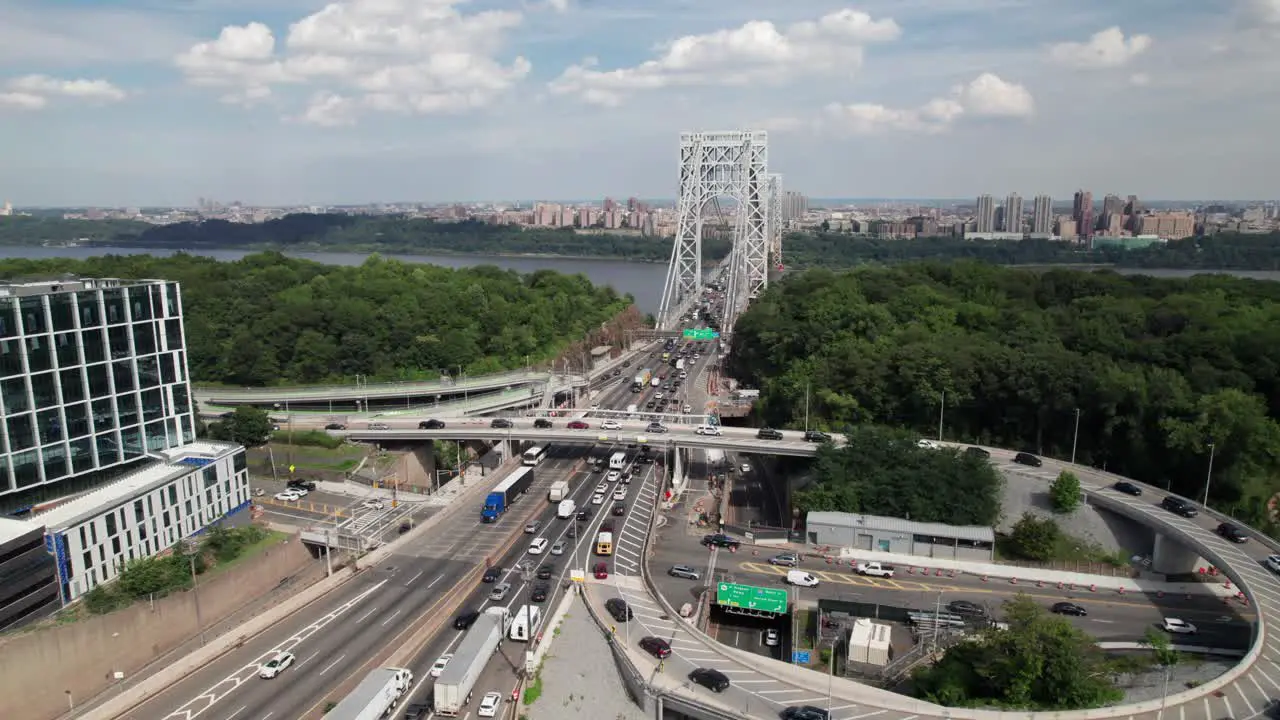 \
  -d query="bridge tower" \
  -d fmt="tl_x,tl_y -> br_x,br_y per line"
658,131 -> 770,332
766,173 -> 783,274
